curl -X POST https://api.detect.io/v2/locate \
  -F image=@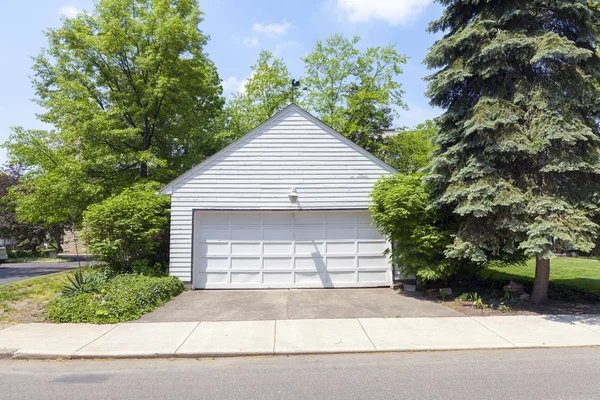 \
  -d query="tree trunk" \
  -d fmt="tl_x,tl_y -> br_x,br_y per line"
140,162 -> 148,177
531,257 -> 550,304
55,230 -> 63,253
